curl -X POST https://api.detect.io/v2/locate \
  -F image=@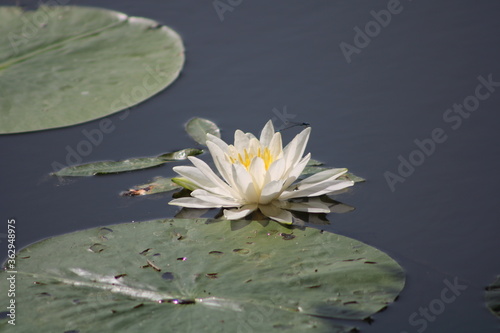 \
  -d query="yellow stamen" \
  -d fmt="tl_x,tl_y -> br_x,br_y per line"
232,146 -> 274,170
